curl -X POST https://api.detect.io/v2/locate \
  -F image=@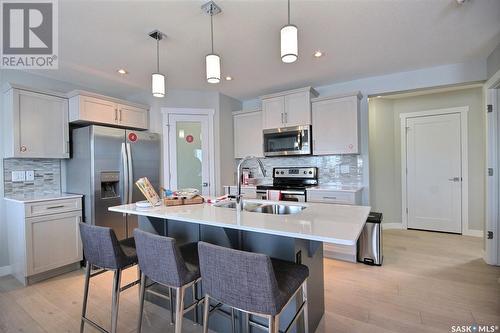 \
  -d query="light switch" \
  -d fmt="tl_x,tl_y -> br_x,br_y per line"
25,170 -> 35,181
341,165 -> 350,174
11,171 -> 25,182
